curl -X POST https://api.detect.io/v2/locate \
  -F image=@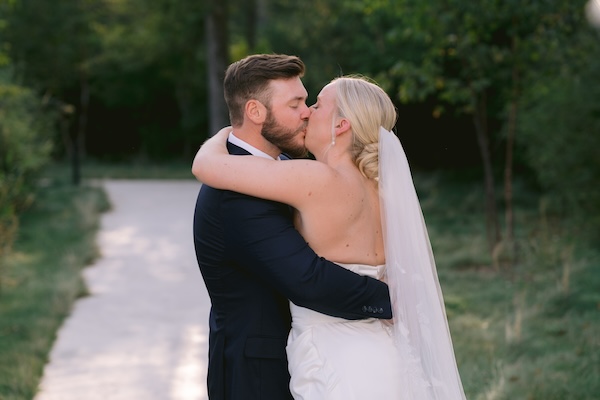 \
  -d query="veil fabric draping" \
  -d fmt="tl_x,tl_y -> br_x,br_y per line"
378,127 -> 467,399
